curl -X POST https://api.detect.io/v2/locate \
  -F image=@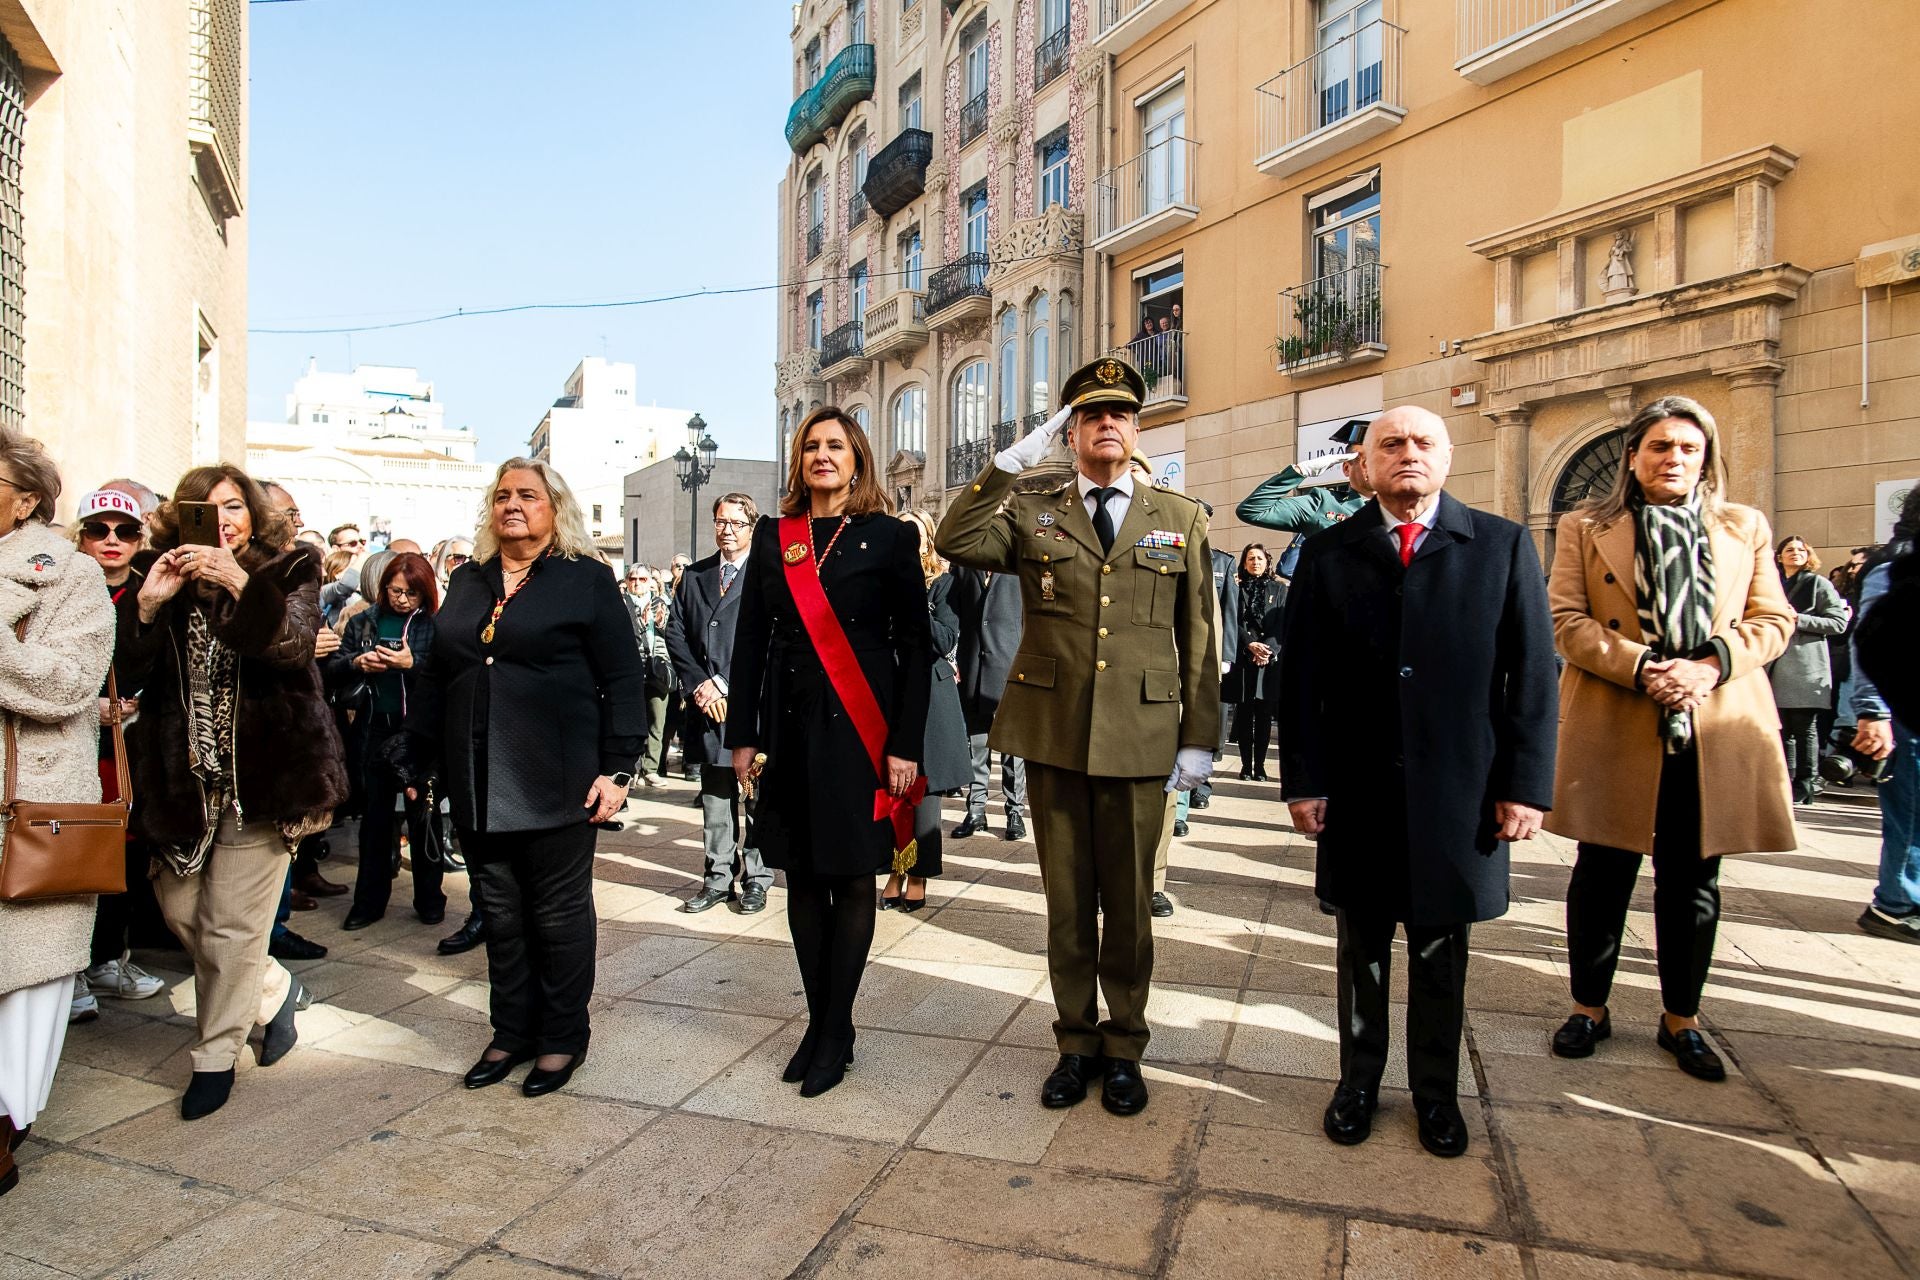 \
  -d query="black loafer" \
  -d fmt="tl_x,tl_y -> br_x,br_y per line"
523,1051 -> 586,1097
951,815 -> 982,839
1551,1012 -> 1611,1059
1190,794 -> 1211,810
1322,1084 -> 1375,1145
464,1050 -> 534,1089
267,930 -> 328,961
340,910 -> 383,932
1004,814 -> 1027,841
1150,892 -> 1174,918
1415,1098 -> 1470,1158
740,887 -> 767,914
683,888 -> 730,914
258,980 -> 305,1067
417,906 -> 446,926
1041,1053 -> 1104,1109
1171,820 -> 1190,837
437,914 -> 485,955
1657,1024 -> 1727,1082
1101,1059 -> 1149,1116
